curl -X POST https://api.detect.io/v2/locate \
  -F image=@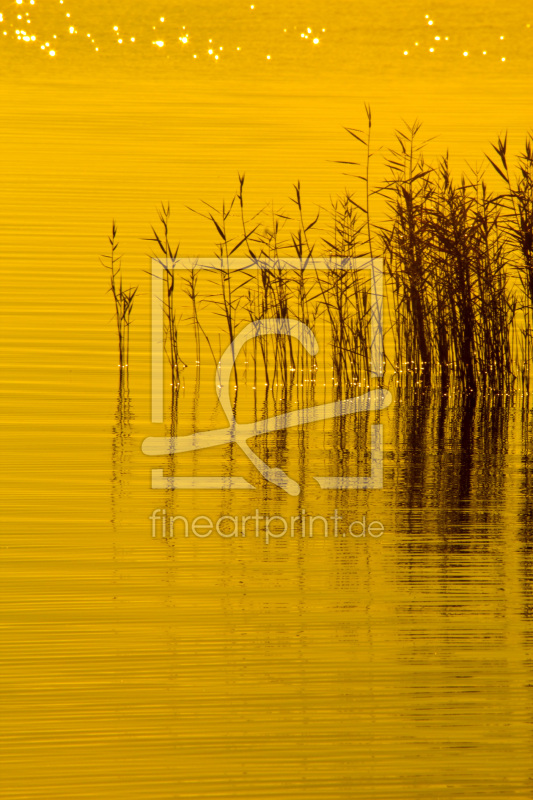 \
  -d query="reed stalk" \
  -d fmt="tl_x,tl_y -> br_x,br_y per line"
101,222 -> 138,369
